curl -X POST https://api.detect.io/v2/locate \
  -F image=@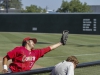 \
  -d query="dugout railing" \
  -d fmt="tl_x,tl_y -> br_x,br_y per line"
1,60 -> 100,75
